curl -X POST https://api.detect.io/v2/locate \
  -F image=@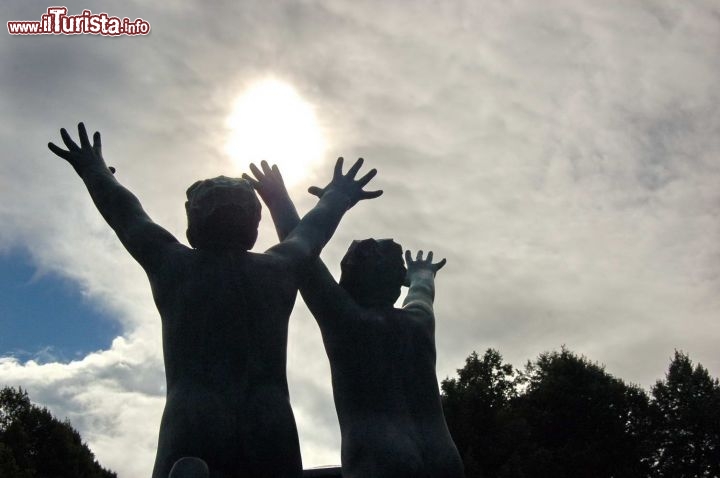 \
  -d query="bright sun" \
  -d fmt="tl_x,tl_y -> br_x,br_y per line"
224,79 -> 326,187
